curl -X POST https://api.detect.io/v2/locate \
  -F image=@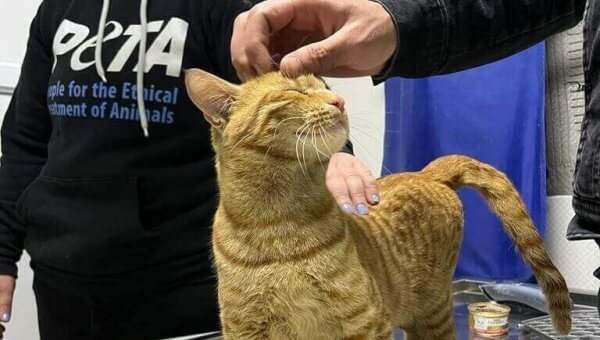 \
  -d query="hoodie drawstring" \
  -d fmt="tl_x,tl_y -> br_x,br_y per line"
95,0 -> 150,137
137,0 -> 150,137
95,0 -> 110,83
